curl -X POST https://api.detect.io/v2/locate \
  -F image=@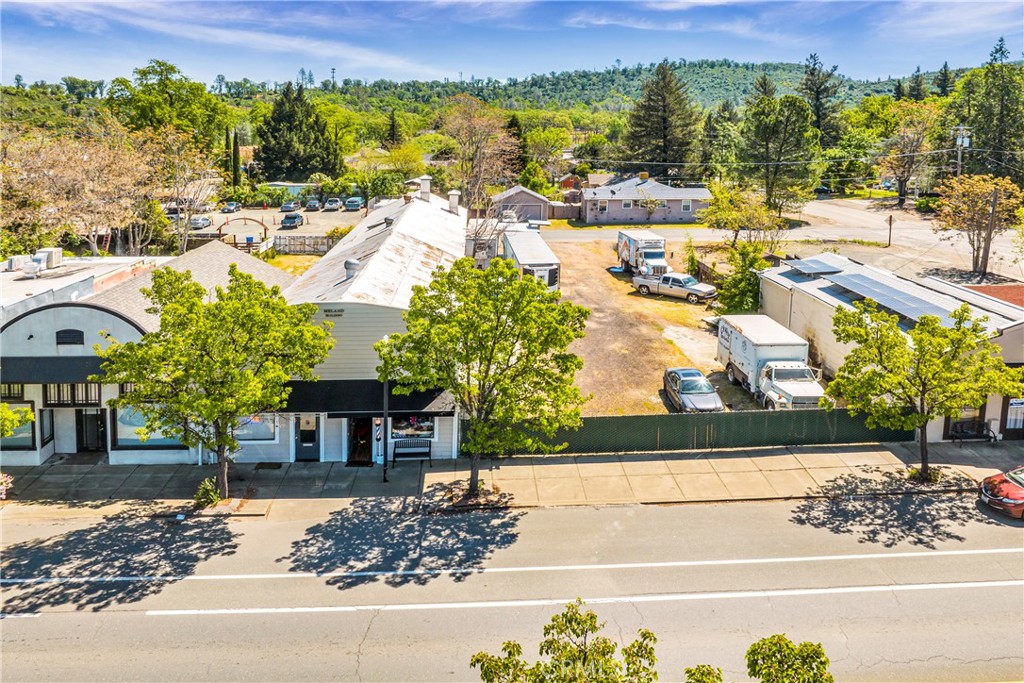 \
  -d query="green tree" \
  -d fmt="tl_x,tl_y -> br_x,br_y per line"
749,73 -> 777,102
106,59 -> 231,149
470,599 -> 658,683
907,66 -> 929,101
878,100 -> 939,207
685,665 -> 723,683
93,266 -> 335,498
1,403 -> 34,438
574,133 -> 609,163
386,109 -> 402,149
717,242 -> 770,312
231,130 -> 241,187
824,301 -> 1023,478
525,127 -> 572,176
798,53 -> 842,148
519,161 -> 556,197
739,94 -> 821,215
746,634 -> 834,683
623,59 -> 702,176
933,61 -> 954,97
892,79 -> 905,100
346,169 -> 404,203
504,114 -> 530,176
698,181 -> 782,249
376,258 -> 589,496
821,127 -> 877,193
697,102 -> 741,182
934,174 -> 1024,276
255,81 -> 344,181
